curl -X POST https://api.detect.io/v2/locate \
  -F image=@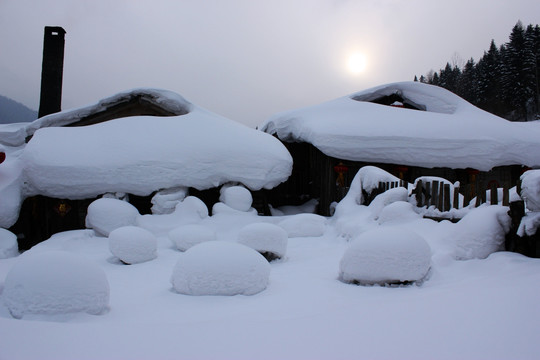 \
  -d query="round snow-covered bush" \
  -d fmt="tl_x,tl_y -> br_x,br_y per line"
451,205 -> 511,260
238,223 -> 288,260
3,251 -> 109,319
278,214 -> 326,238
377,201 -> 421,224
168,224 -> 216,251
86,198 -> 140,237
0,228 -> 18,259
219,185 -> 253,212
171,241 -> 270,296
109,226 -> 157,264
151,186 -> 188,214
174,196 -> 209,221
339,227 -> 431,285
